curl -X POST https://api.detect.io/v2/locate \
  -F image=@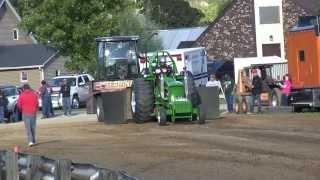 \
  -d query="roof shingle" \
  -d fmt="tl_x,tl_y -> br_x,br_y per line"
0,44 -> 57,69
